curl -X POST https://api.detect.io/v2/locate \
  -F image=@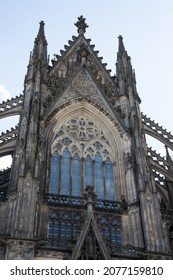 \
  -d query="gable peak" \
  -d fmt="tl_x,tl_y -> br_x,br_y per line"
75,15 -> 89,35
